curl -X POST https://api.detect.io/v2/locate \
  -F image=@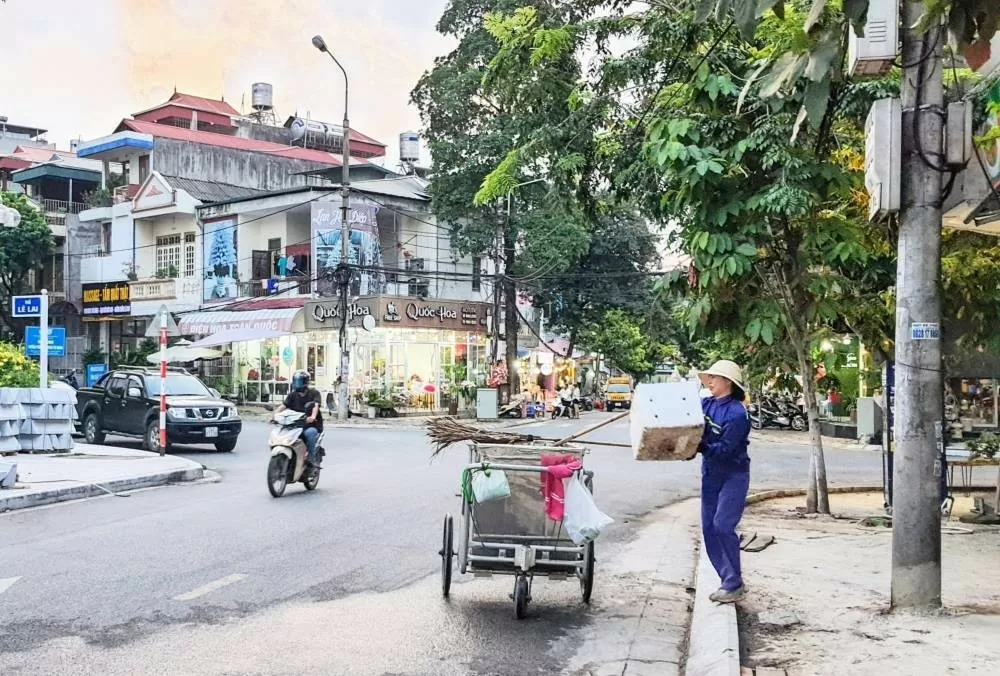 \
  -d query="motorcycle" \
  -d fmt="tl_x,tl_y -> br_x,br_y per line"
267,409 -> 325,497
580,396 -> 594,412
749,395 -> 807,432
551,397 -> 574,419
